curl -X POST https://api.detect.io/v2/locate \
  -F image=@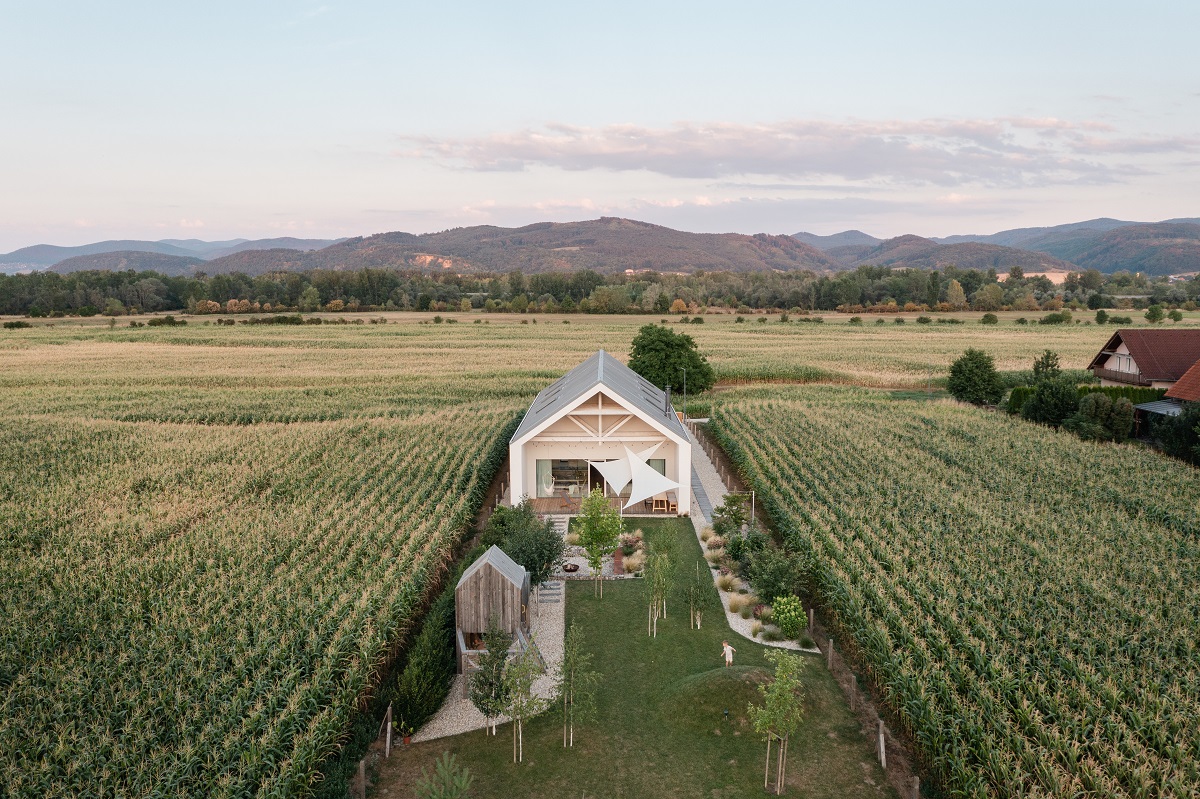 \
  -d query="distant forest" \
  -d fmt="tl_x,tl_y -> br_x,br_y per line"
1,265 -> 1198,317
